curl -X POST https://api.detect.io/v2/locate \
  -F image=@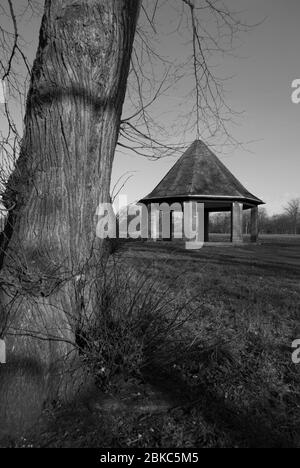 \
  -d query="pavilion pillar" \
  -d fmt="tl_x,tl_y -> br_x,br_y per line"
184,201 -> 204,249
172,205 -> 184,240
148,203 -> 159,241
140,203 -> 149,239
169,210 -> 173,240
231,202 -> 243,243
250,205 -> 258,243
147,205 -> 151,240
204,209 -> 209,242
158,209 -> 163,240
160,207 -> 171,240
